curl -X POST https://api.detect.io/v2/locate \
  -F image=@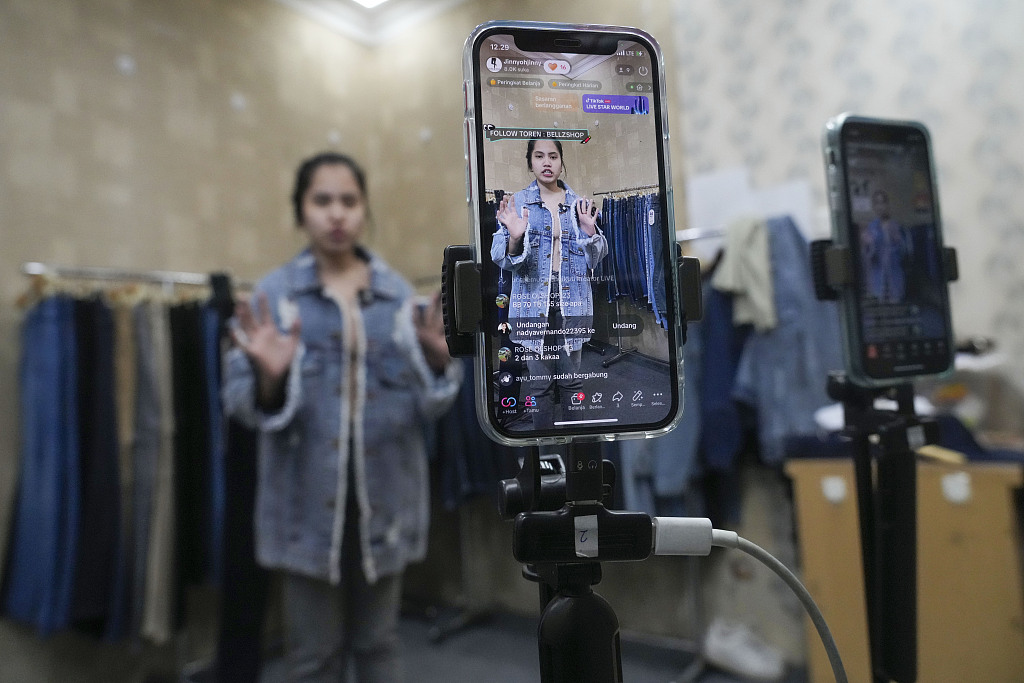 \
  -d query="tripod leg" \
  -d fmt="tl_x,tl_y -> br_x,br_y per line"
876,448 -> 917,682
538,590 -> 623,683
